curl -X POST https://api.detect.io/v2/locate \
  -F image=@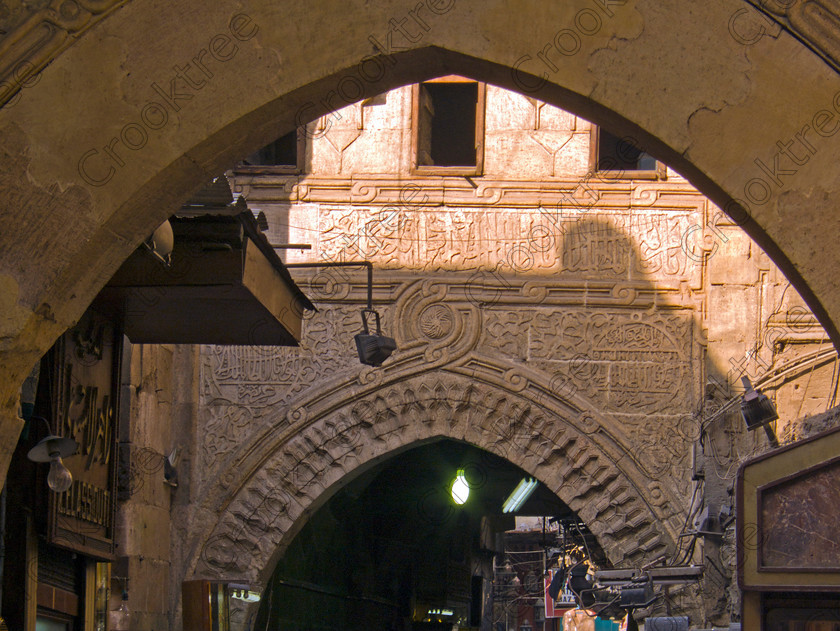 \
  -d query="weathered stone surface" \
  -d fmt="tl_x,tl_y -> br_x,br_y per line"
1,2 -> 840,627
2,2 -> 840,465
165,81 -> 838,626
